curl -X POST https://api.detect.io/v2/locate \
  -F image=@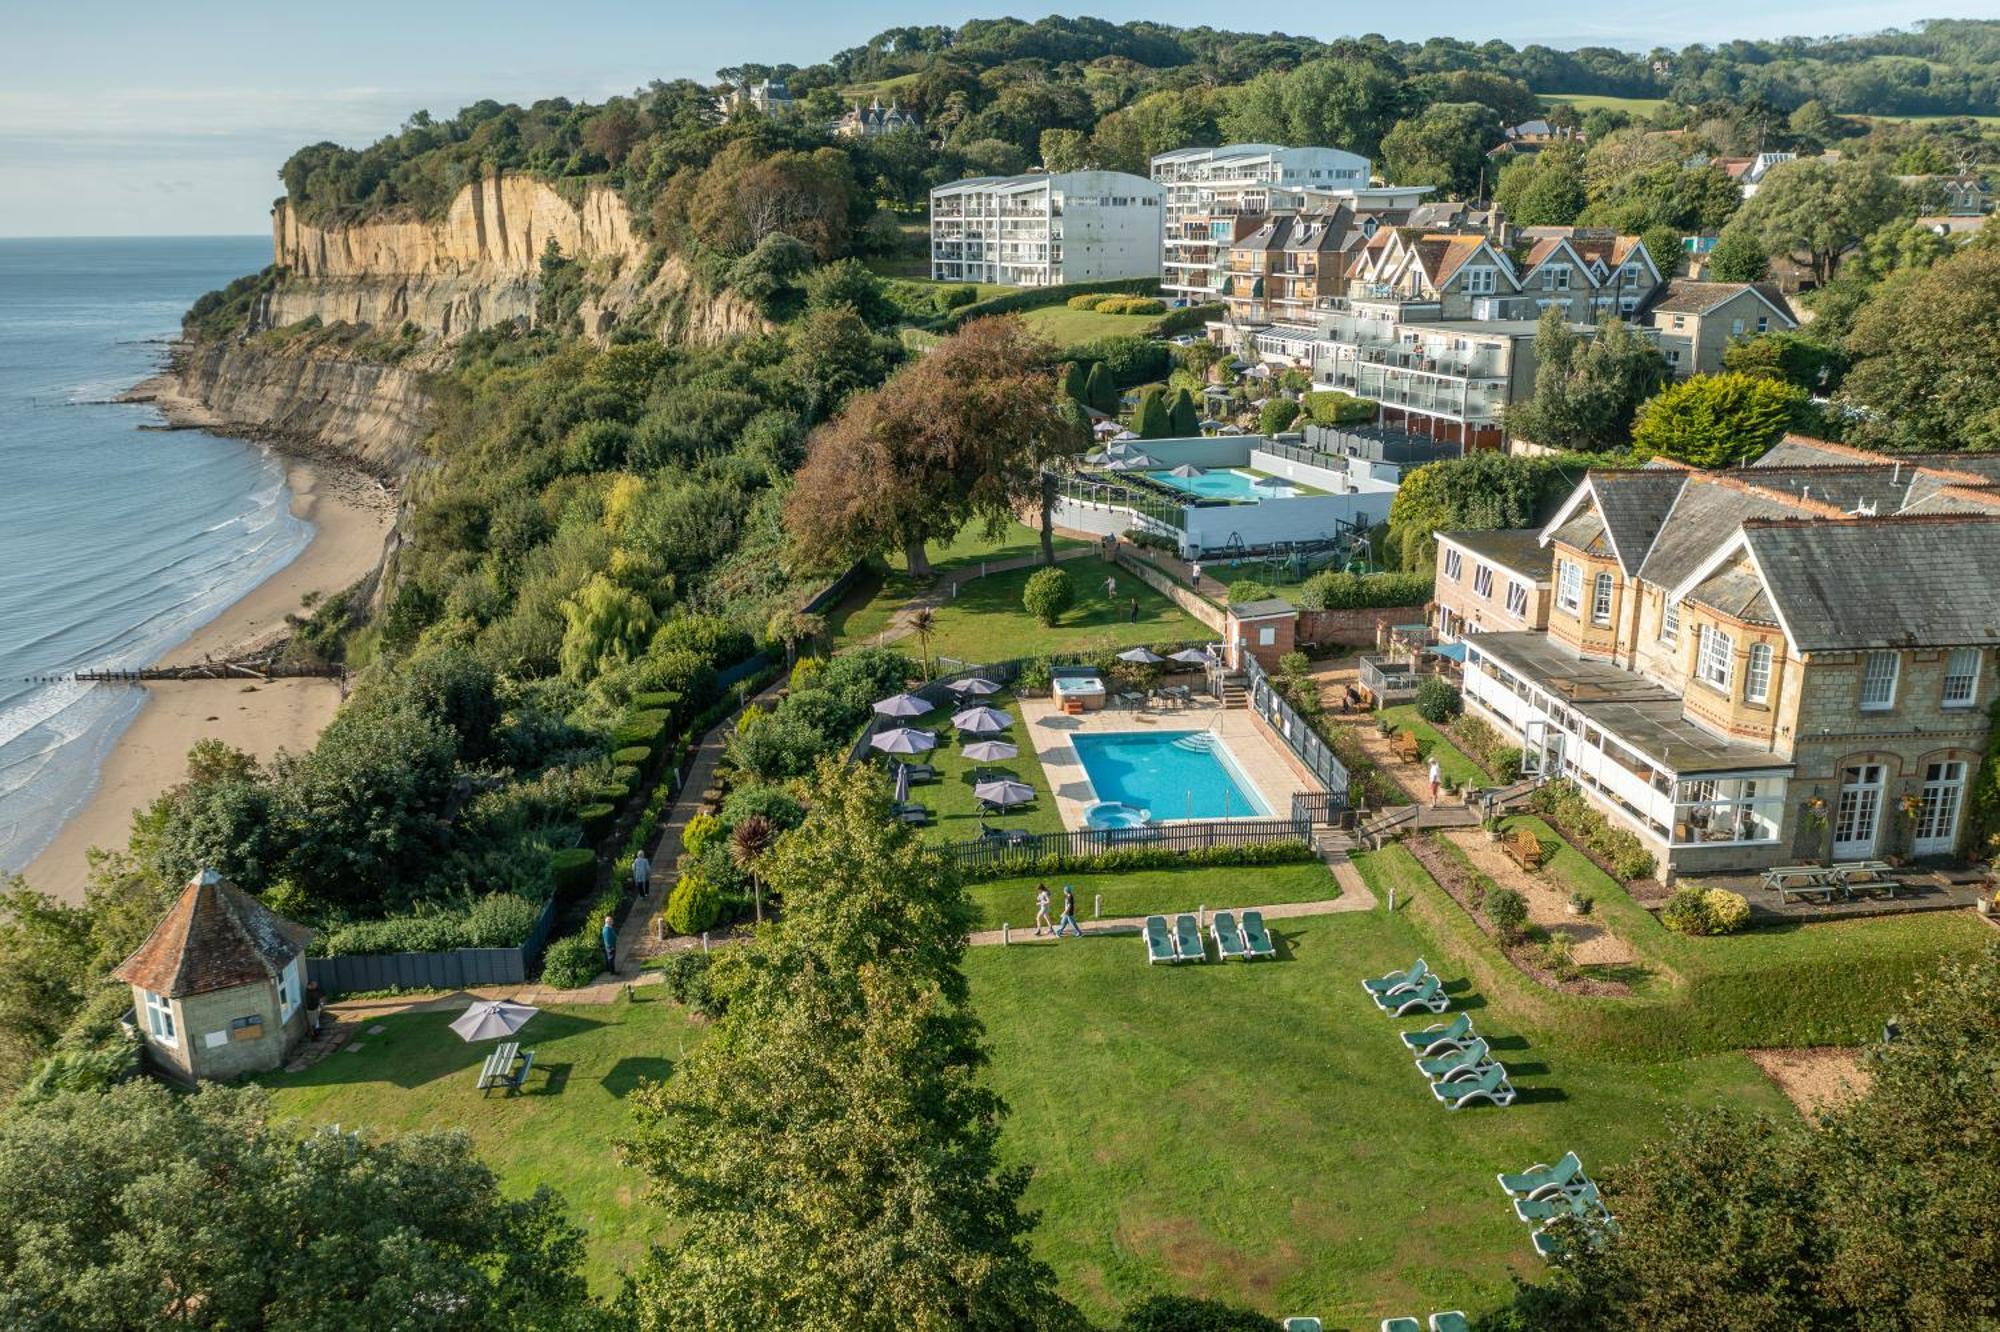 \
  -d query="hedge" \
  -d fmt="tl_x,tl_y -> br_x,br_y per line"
549,847 -> 596,898
1295,569 -> 1433,612
960,840 -> 1316,883
312,893 -> 544,958
612,745 -> 651,768
1157,302 -> 1225,337
945,276 -> 1158,326
632,690 -> 683,713
614,709 -> 670,749
578,802 -> 616,842
540,932 -> 603,988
